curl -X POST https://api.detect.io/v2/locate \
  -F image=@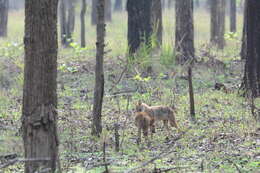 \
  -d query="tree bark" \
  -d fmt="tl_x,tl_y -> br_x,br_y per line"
127,0 -> 152,55
114,0 -> 122,11
230,0 -> 236,32
242,0 -> 260,97
92,0 -> 111,25
175,0 -> 195,64
22,0 -> 59,172
80,0 -> 86,47
210,0 -> 226,49
241,0 -> 247,60
0,0 -> 8,37
151,0 -> 163,47
92,0 -> 106,136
